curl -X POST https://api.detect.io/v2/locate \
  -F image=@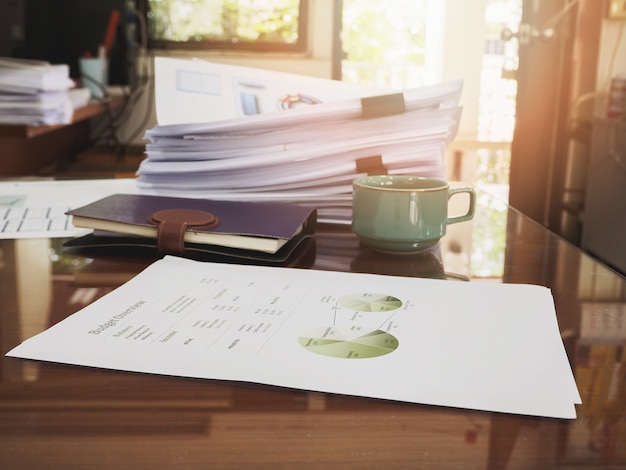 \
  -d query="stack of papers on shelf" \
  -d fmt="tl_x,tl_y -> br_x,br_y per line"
6,256 -> 581,419
0,57 -> 75,126
137,58 -> 462,224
